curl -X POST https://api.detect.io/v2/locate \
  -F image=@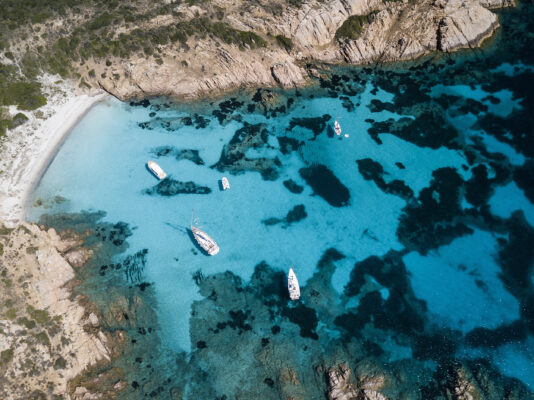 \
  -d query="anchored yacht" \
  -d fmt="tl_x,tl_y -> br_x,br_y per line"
191,213 -> 219,255
334,120 -> 342,136
221,177 -> 230,190
147,161 -> 167,180
288,267 -> 300,300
